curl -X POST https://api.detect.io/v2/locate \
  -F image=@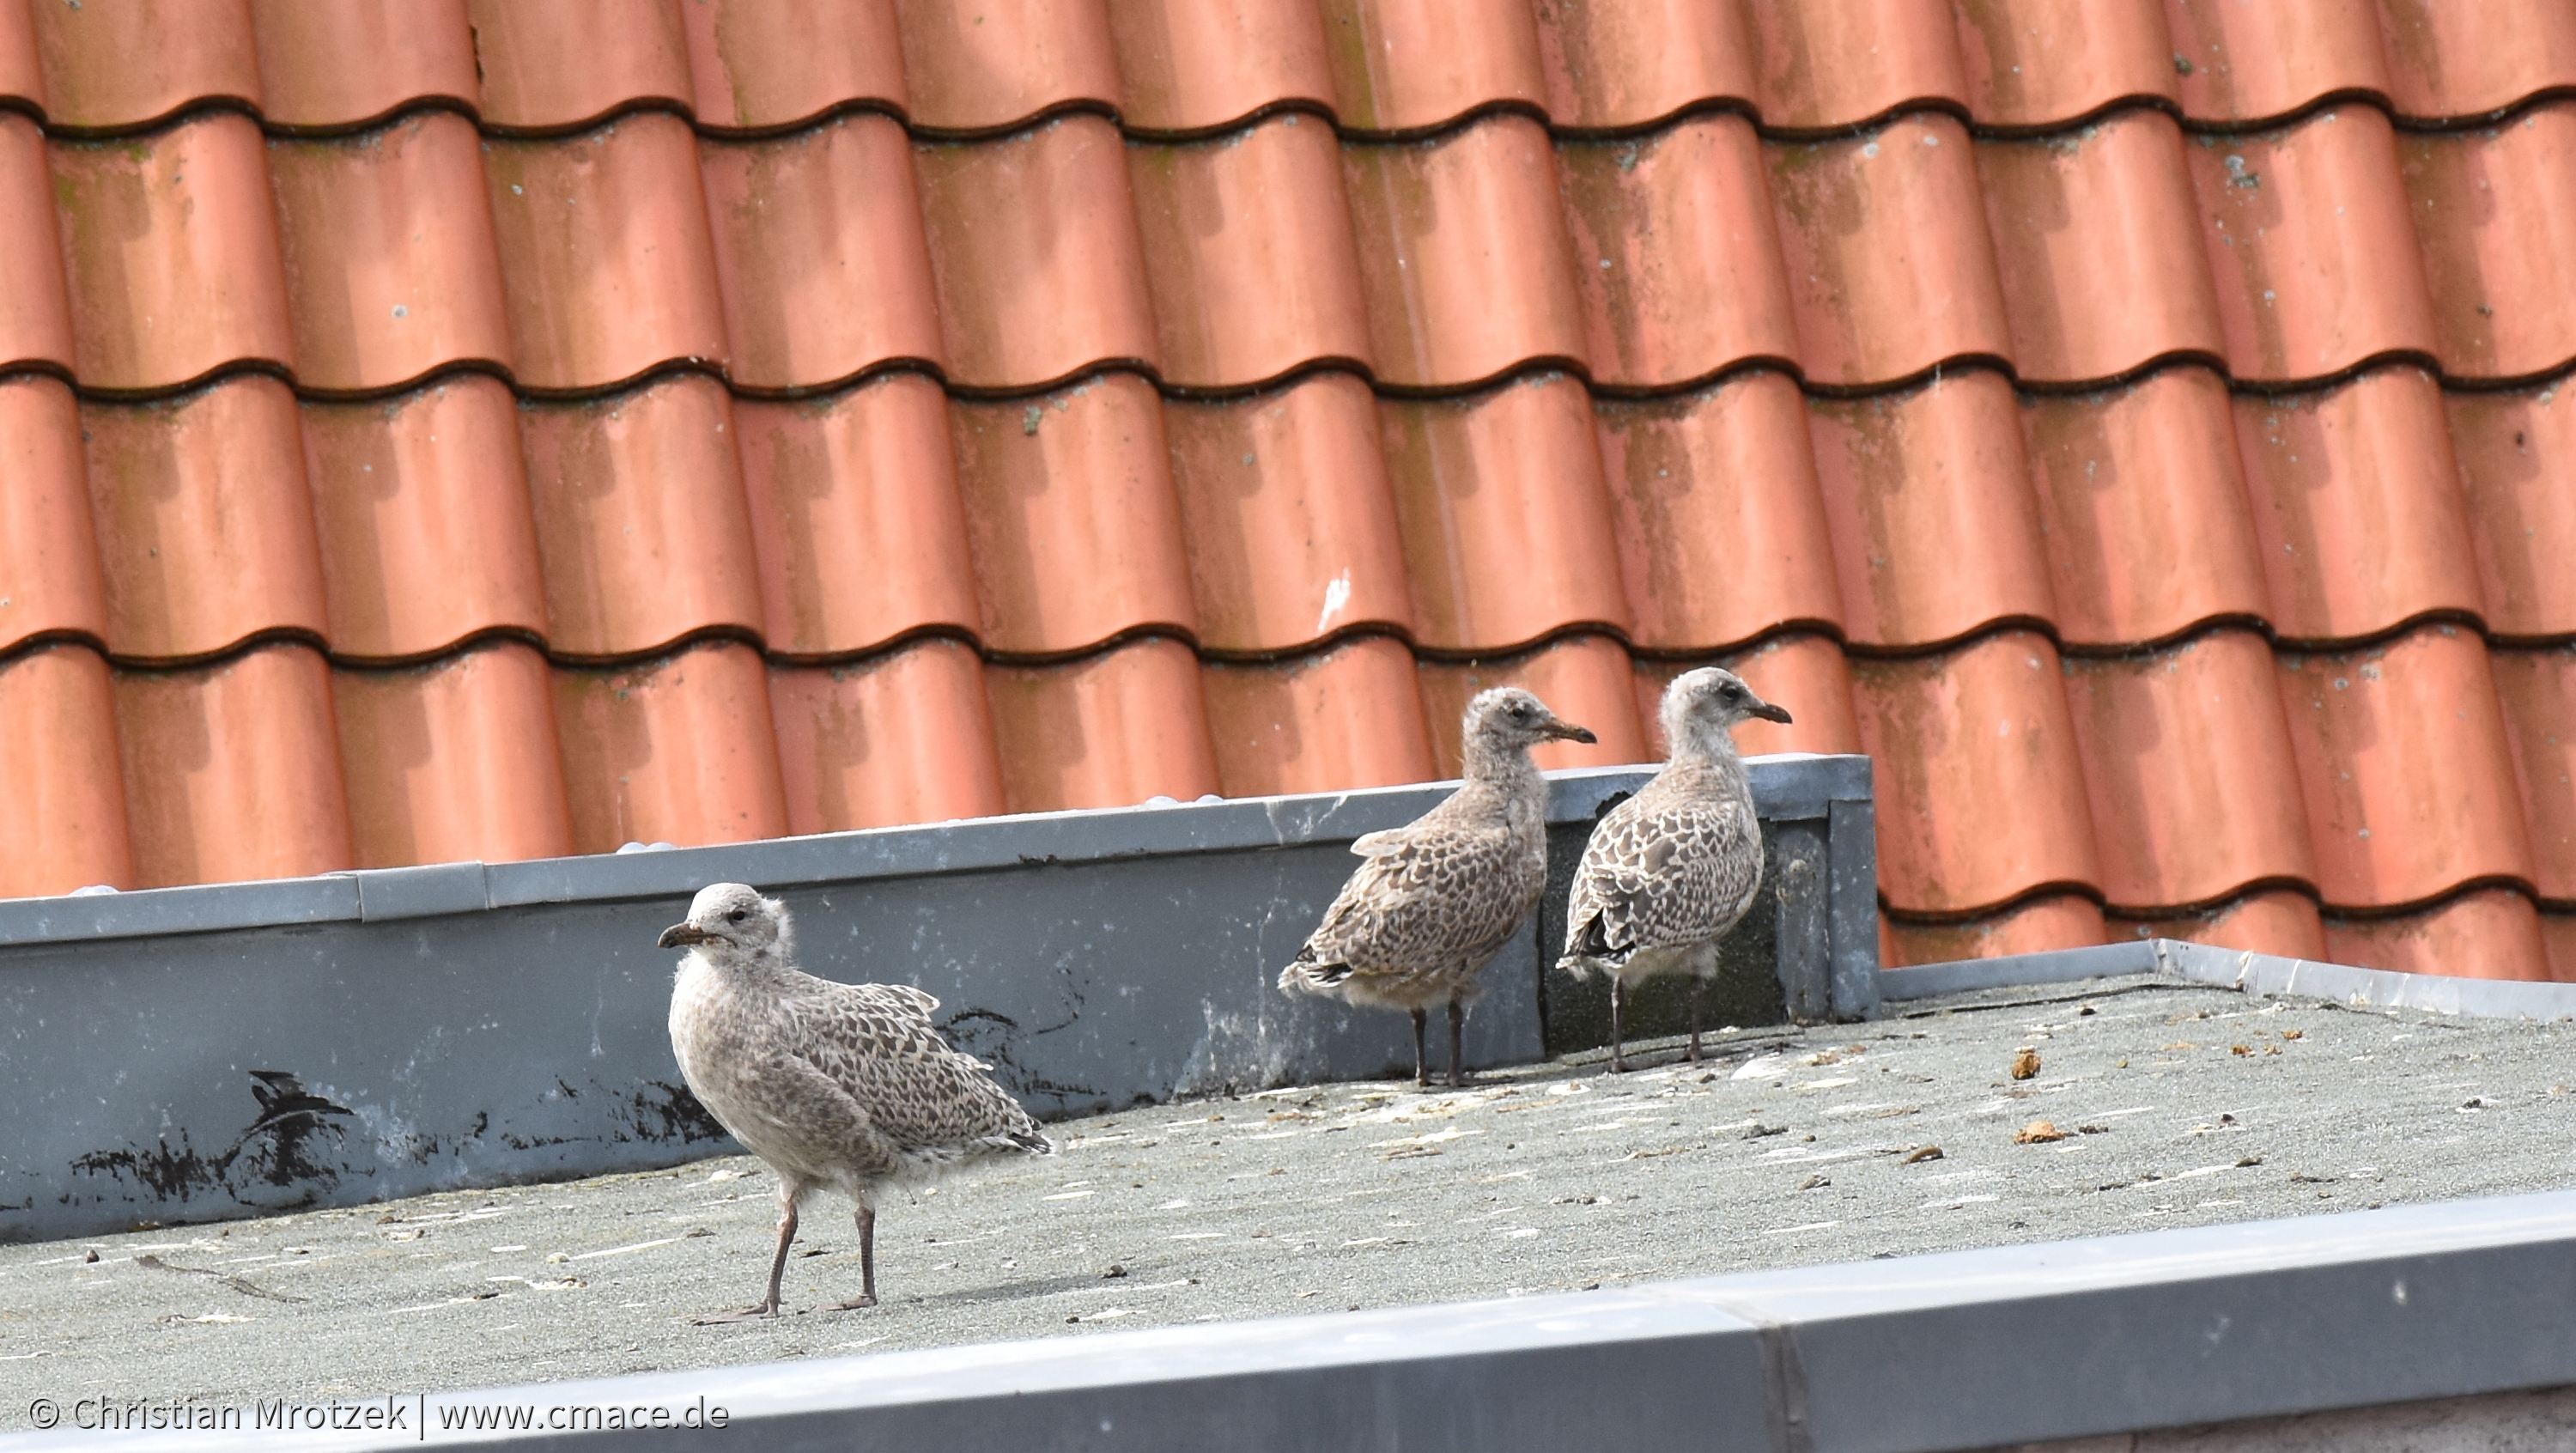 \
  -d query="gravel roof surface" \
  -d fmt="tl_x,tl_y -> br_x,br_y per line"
6,973 -> 2575,1412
